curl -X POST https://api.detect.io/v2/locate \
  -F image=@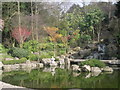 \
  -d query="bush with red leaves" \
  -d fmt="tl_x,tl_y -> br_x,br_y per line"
12,27 -> 31,44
